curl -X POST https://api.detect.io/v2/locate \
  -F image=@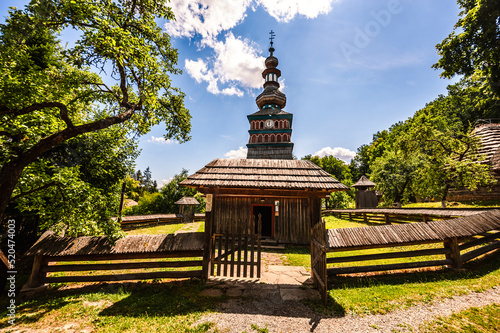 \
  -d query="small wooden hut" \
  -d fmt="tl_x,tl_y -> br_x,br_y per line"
175,196 -> 200,222
181,158 -> 348,244
352,175 -> 378,208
